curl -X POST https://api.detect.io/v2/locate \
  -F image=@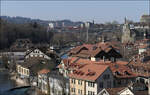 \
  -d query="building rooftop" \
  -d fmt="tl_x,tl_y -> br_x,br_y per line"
38,69 -> 50,74
69,42 -> 122,58
69,63 -> 109,81
59,57 -> 136,79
